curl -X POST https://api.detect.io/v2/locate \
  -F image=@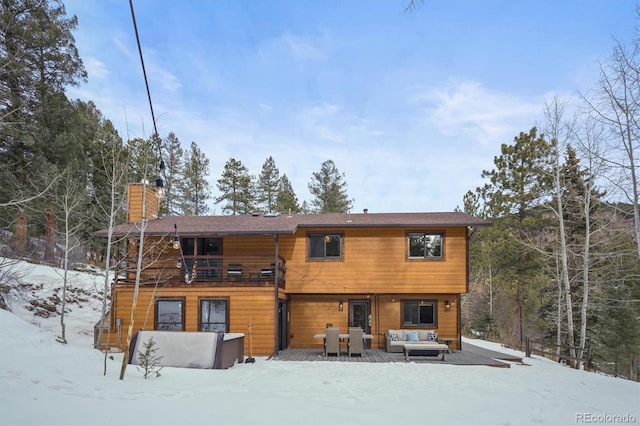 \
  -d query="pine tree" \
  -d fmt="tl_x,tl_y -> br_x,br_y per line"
307,160 -> 353,213
127,137 -> 160,185
216,158 -> 253,215
0,0 -> 86,259
87,113 -> 128,262
0,0 -> 87,172
255,156 -> 280,213
162,132 -> 185,216
276,174 -> 301,214
477,127 -> 552,348
180,142 -> 211,216
136,337 -> 163,379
